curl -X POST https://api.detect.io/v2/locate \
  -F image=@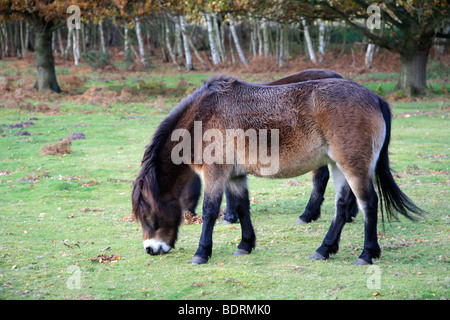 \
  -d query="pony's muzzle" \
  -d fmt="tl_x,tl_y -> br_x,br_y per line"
143,239 -> 172,255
